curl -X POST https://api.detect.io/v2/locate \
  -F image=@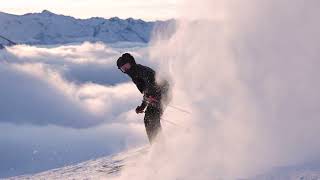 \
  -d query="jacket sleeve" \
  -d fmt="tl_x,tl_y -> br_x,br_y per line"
142,67 -> 161,99
132,77 -> 145,94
